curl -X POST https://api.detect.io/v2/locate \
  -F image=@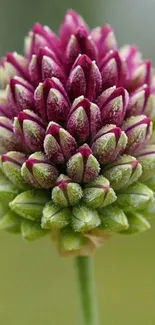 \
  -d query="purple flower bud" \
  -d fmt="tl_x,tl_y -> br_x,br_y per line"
25,23 -> 61,60
52,174 -> 83,207
67,144 -> 100,183
67,54 -> 102,101
96,86 -> 129,126
99,50 -> 128,90
59,9 -> 89,49
91,24 -> 117,61
0,117 -> 21,154
1,151 -> 29,190
66,27 -> 97,70
21,152 -> 58,189
29,47 -> 65,86
120,46 -> 153,92
91,124 -> 127,164
44,121 -> 77,164
119,45 -> 142,72
1,10 -> 155,249
122,115 -> 152,154
127,85 -> 155,119
6,76 -> 34,116
13,109 -> 46,153
0,91 -> 13,119
0,52 -> 30,88
127,60 -> 153,92
67,96 -> 101,143
119,45 -> 142,90
34,77 -> 70,124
